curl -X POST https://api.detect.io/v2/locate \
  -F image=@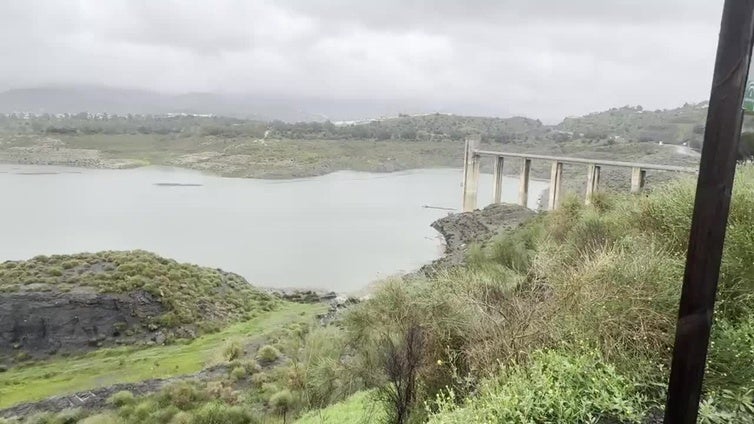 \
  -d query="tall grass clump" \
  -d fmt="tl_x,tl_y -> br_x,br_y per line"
287,326 -> 358,410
